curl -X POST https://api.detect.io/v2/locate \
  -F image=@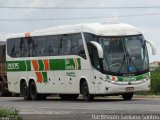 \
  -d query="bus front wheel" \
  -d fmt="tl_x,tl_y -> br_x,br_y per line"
81,81 -> 94,101
122,93 -> 133,101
